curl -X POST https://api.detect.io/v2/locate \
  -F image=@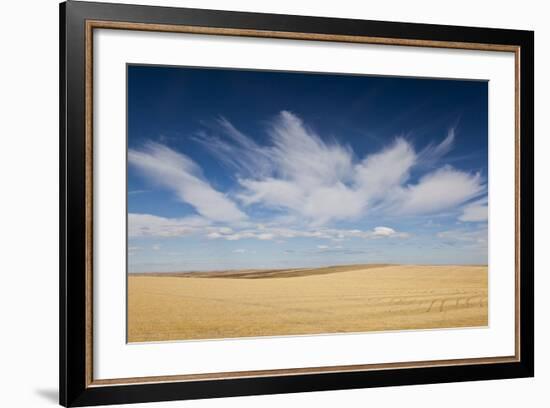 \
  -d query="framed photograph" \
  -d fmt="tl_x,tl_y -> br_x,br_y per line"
60,1 -> 534,406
